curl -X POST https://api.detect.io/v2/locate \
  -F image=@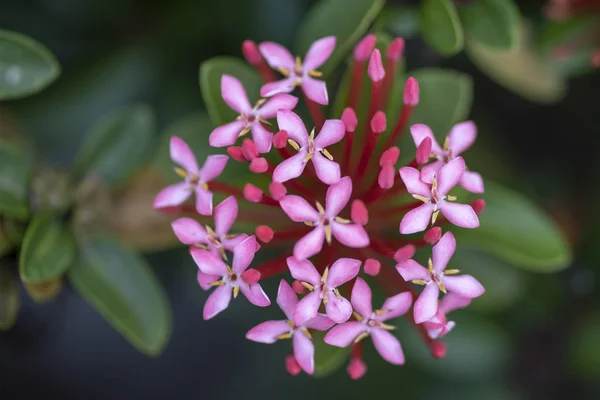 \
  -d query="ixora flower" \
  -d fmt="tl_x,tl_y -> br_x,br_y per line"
246,280 -> 334,375
325,278 -> 412,365
153,136 -> 228,215
396,231 -> 484,324
259,36 -> 335,105
209,75 -> 298,153
155,32 -> 489,378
